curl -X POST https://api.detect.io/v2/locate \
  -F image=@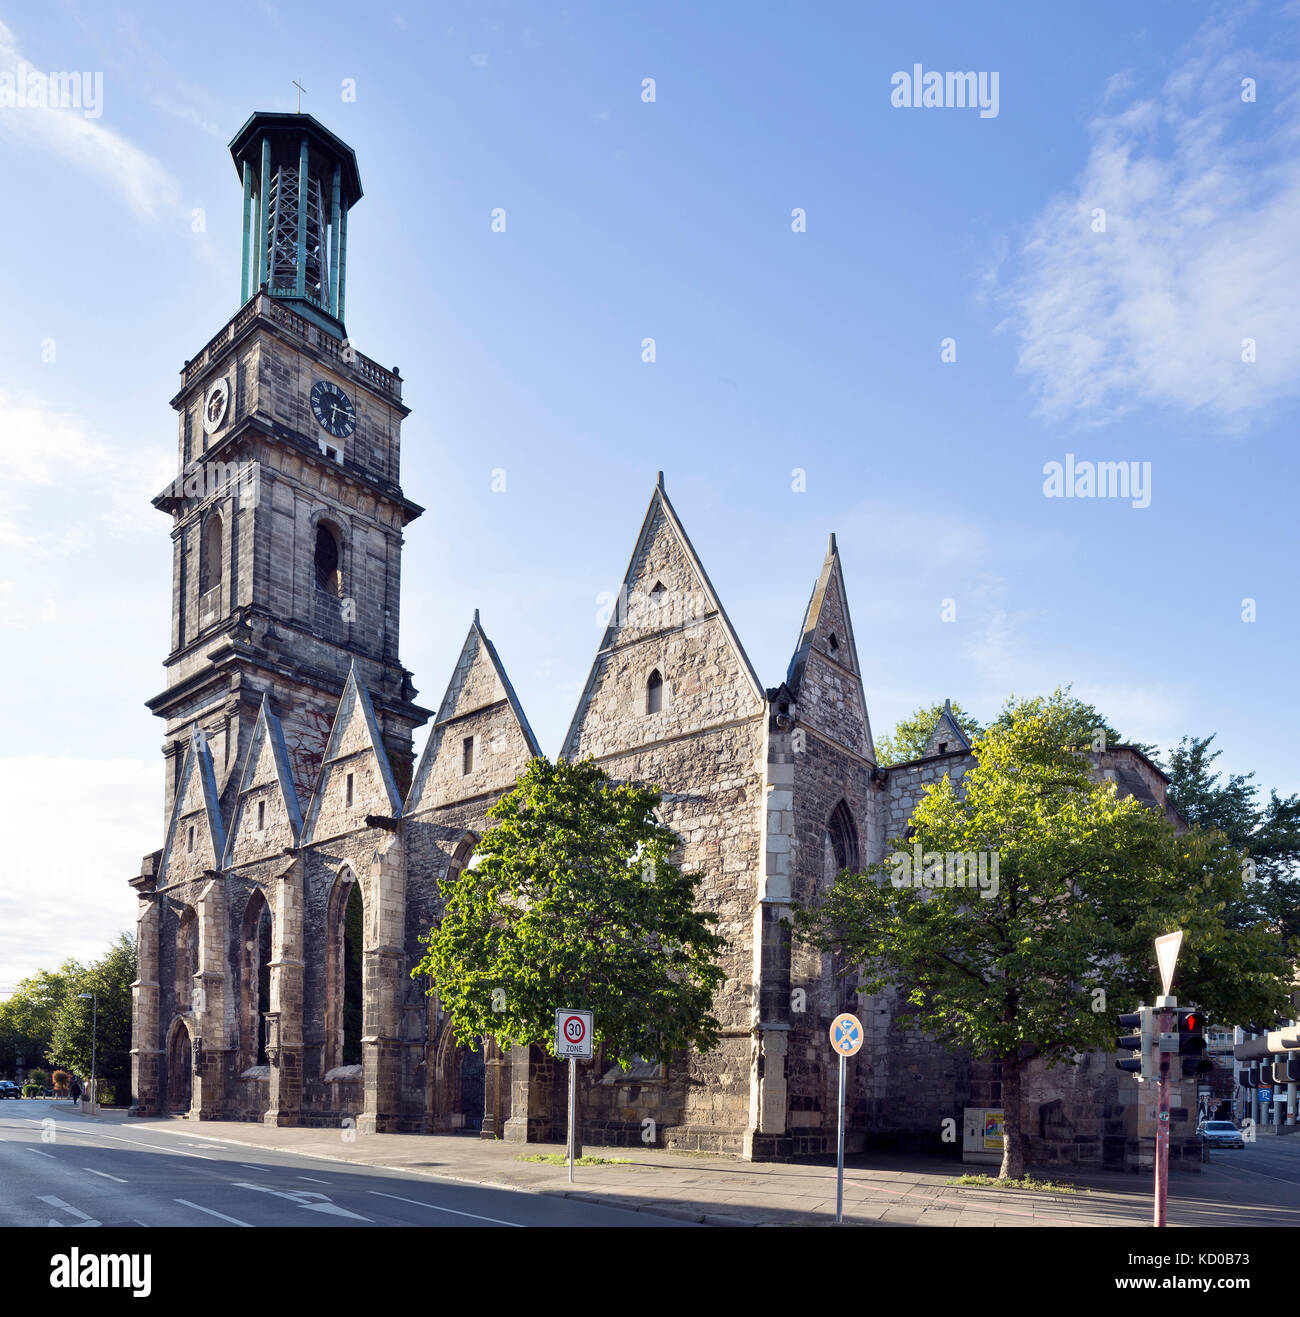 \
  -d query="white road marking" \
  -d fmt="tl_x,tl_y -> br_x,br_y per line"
298,1176 -> 330,1184
94,1132 -> 216,1159
175,1198 -> 252,1227
39,1196 -> 101,1226
84,1168 -> 129,1183
239,1163 -> 269,1172
233,1182 -> 371,1221
27,1149 -> 55,1158
367,1189 -> 524,1227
